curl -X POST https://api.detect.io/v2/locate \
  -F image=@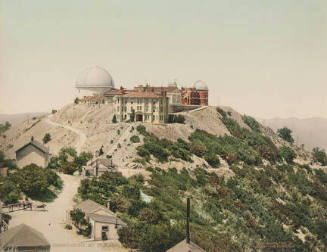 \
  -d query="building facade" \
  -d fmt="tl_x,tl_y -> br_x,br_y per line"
15,137 -> 50,168
114,91 -> 169,124
69,200 -> 127,241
